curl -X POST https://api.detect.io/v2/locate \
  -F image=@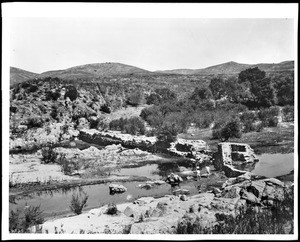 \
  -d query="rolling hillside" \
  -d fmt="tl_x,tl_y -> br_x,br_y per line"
39,62 -> 152,80
10,60 -> 294,86
157,60 -> 294,75
10,67 -> 38,86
